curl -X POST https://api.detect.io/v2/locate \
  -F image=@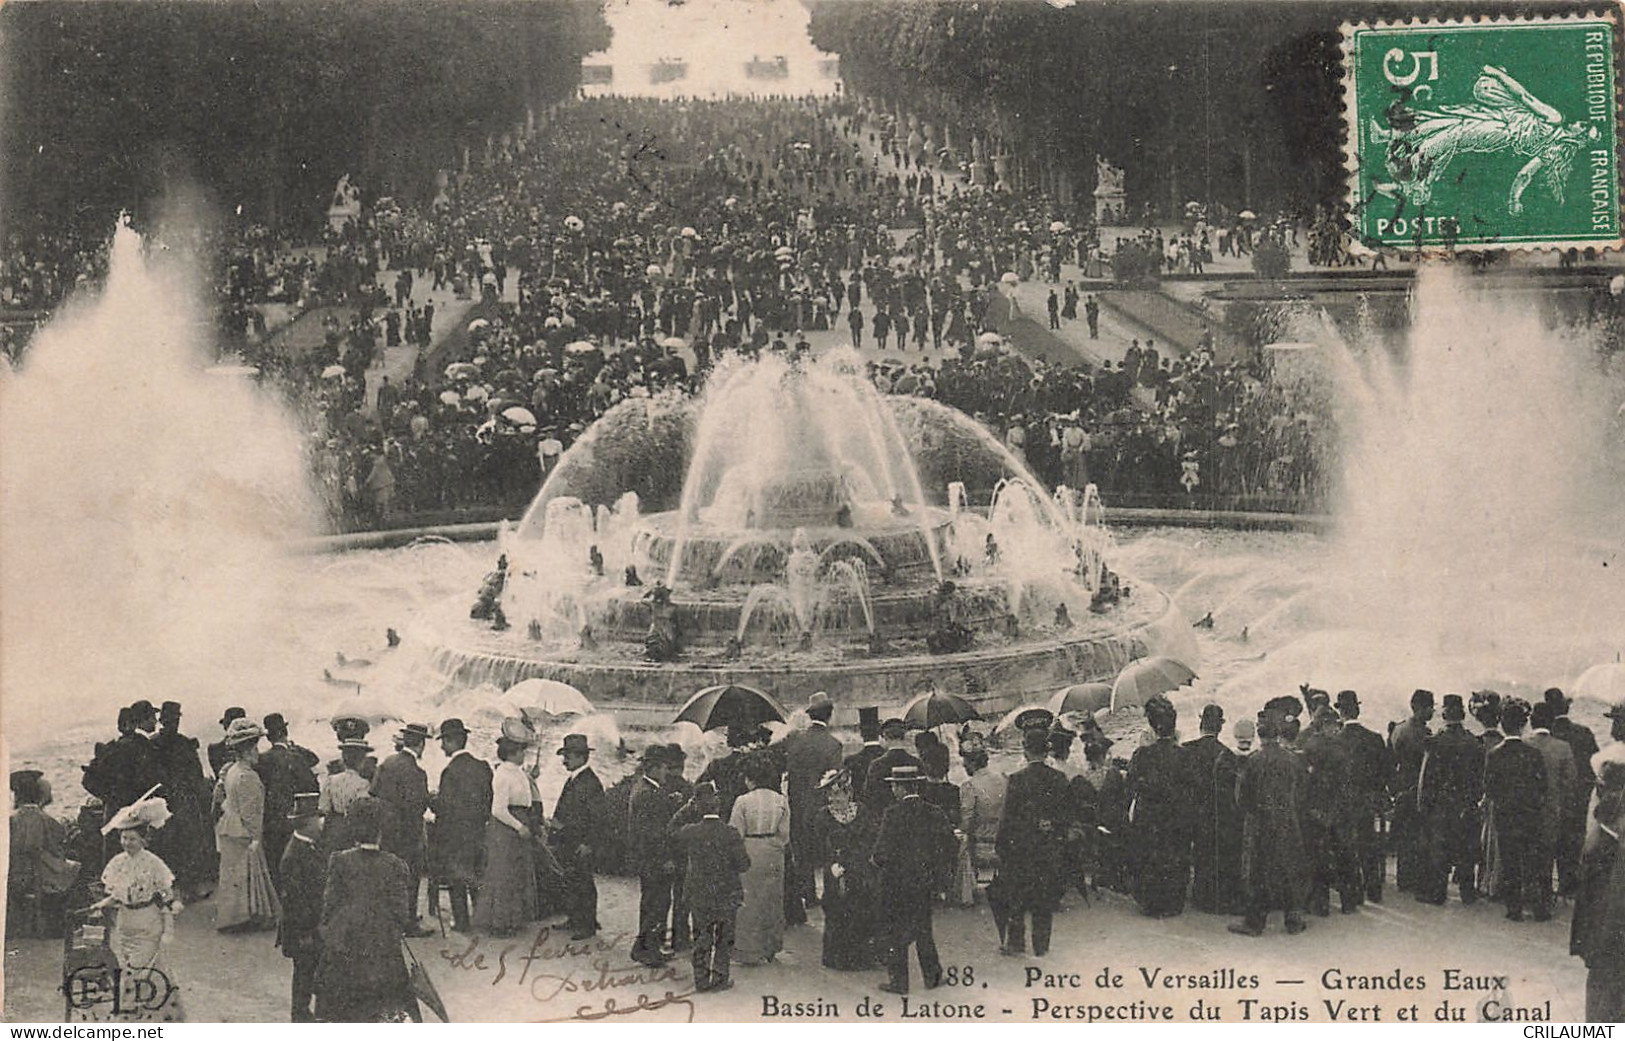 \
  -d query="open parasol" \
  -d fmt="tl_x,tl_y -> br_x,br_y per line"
994,705 -> 1056,736
674,683 -> 787,732
500,406 -> 538,427
1047,682 -> 1113,717
505,677 -> 593,719
1575,662 -> 1625,703
1110,656 -> 1198,711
